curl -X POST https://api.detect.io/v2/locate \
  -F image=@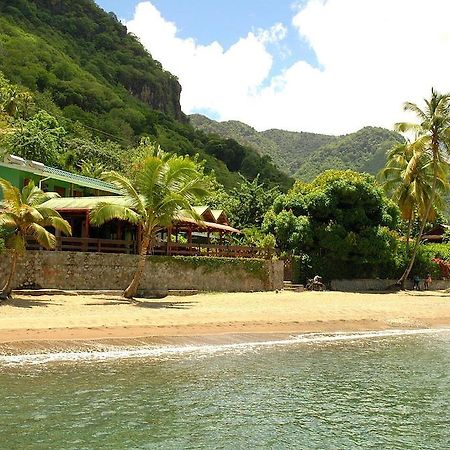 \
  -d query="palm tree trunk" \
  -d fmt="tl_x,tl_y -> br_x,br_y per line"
398,165 -> 438,288
406,216 -> 412,256
123,233 -> 152,299
0,250 -> 18,301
